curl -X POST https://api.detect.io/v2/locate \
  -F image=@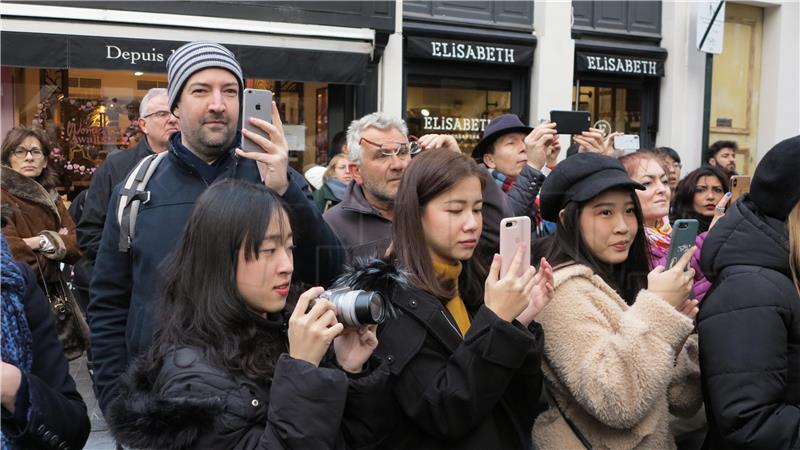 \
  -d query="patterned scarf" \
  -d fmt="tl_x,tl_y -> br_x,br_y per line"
489,169 -> 516,193
646,216 -> 672,256
1,234 -> 32,450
